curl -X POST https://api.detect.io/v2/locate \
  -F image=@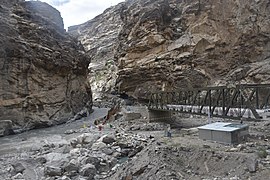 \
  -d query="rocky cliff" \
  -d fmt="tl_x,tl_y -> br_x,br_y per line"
0,0 -> 92,133
70,0 -> 270,100
69,4 -> 124,100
